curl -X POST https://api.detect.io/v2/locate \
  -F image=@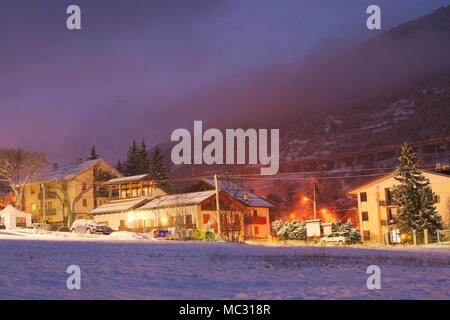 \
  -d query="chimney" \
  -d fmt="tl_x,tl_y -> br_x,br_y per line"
243,193 -> 249,201
76,158 -> 83,164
